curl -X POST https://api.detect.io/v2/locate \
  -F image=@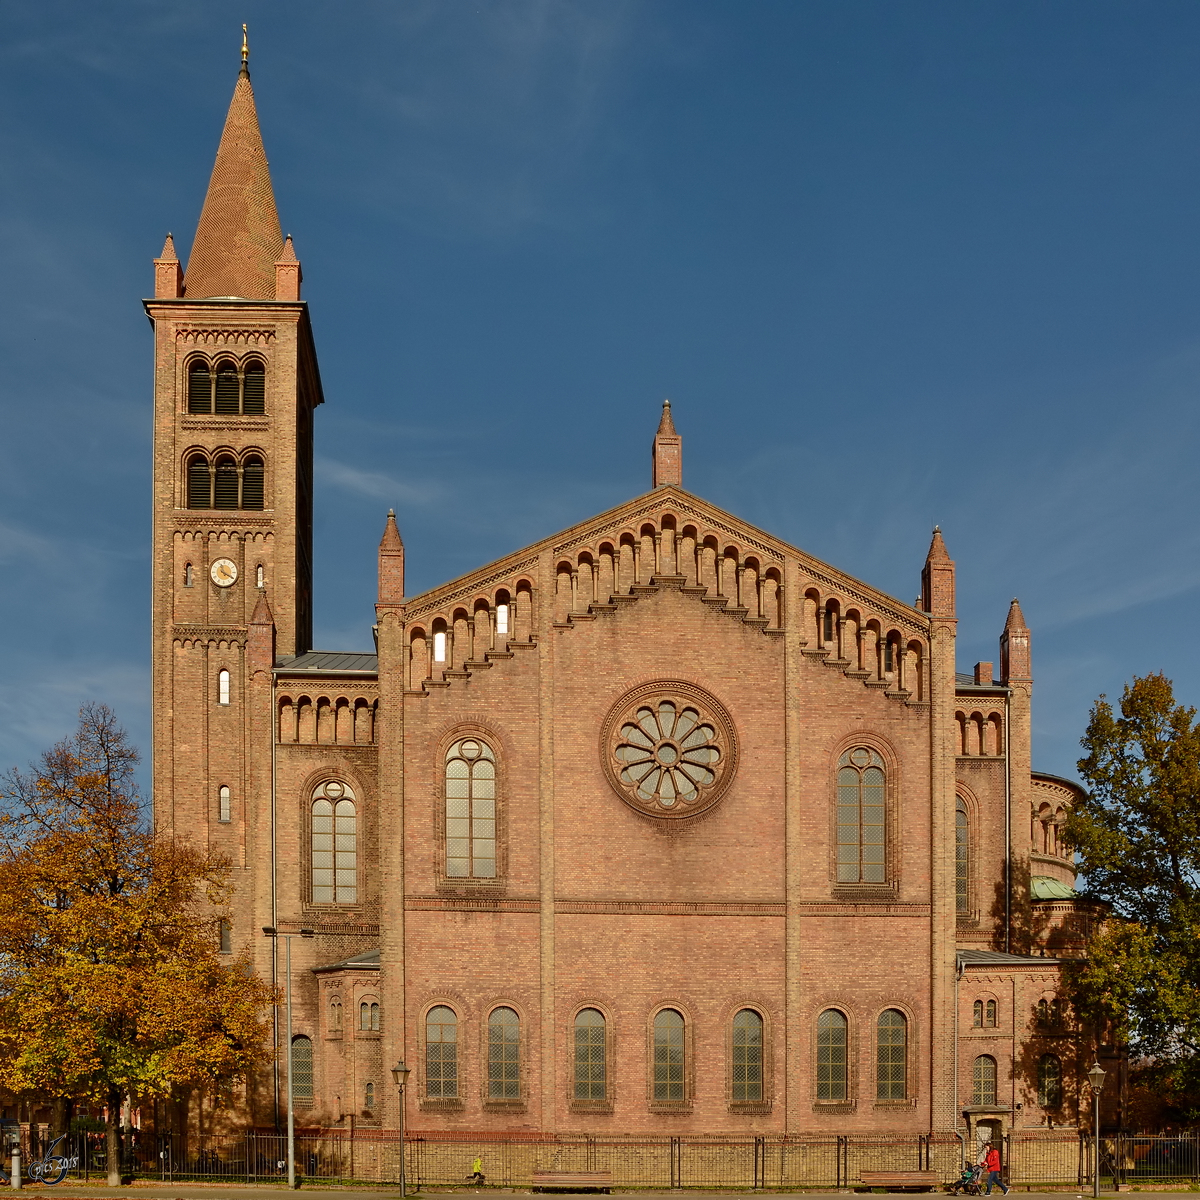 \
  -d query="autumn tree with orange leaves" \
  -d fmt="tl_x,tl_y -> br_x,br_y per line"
0,704 -> 273,1186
